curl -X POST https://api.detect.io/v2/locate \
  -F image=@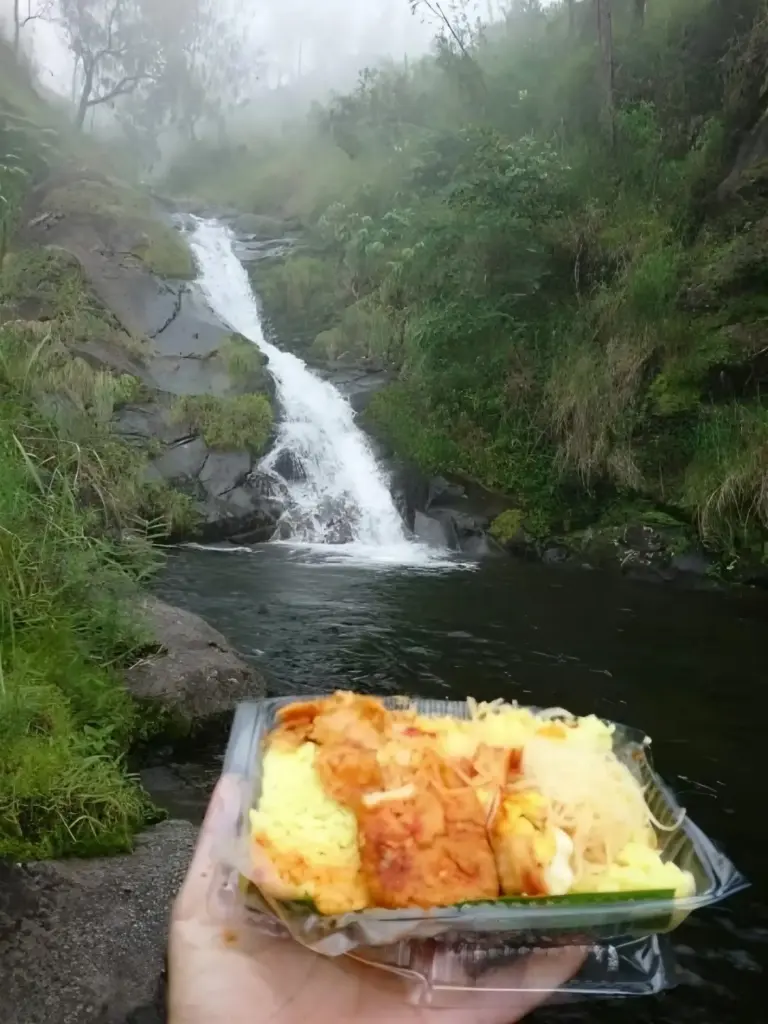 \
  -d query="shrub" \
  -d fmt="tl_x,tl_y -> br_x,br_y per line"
173,393 -> 274,454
